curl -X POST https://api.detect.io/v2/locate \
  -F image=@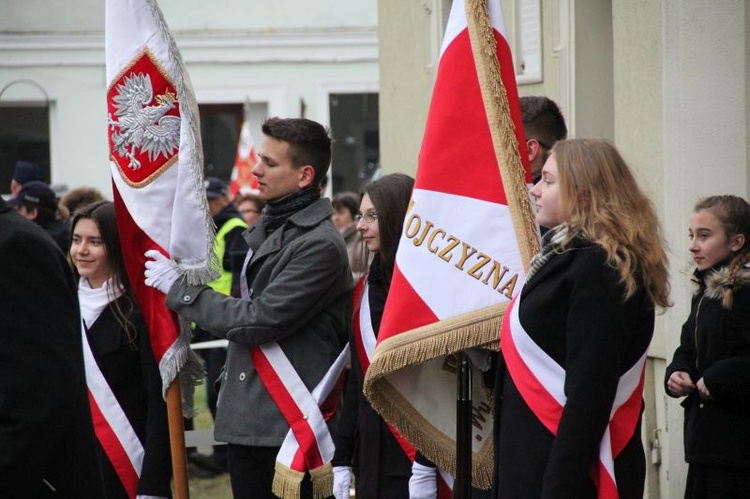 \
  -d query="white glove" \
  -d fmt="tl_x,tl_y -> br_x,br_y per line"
144,249 -> 181,294
332,466 -> 352,499
409,461 -> 437,499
